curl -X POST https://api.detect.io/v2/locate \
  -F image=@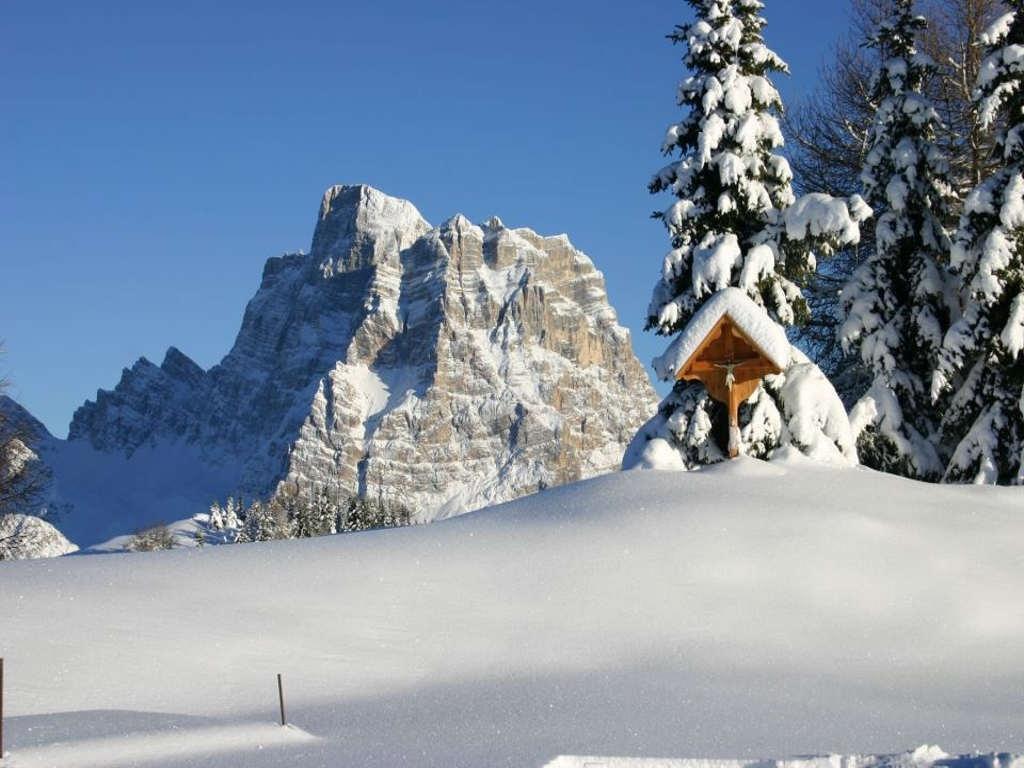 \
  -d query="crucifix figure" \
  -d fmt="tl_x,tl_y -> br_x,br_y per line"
713,360 -> 740,390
